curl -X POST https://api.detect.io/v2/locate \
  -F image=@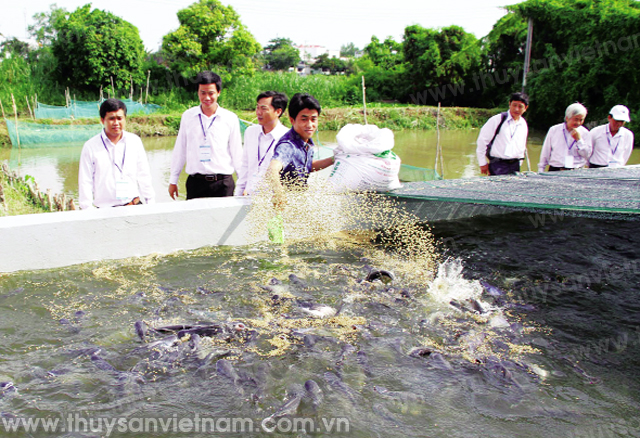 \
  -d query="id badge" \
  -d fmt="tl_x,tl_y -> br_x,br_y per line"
116,180 -> 131,201
199,145 -> 212,162
564,155 -> 574,168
